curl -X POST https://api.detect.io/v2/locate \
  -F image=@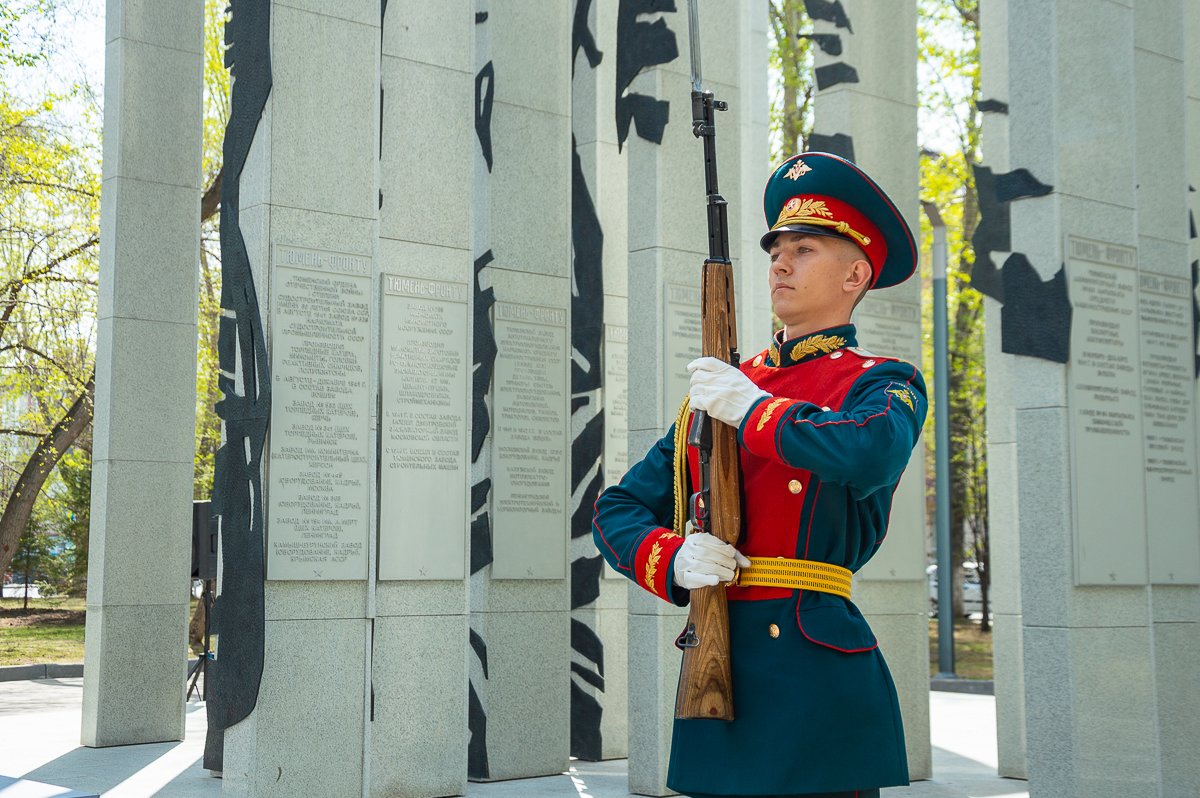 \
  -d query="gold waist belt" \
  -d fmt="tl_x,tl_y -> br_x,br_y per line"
733,557 -> 853,600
